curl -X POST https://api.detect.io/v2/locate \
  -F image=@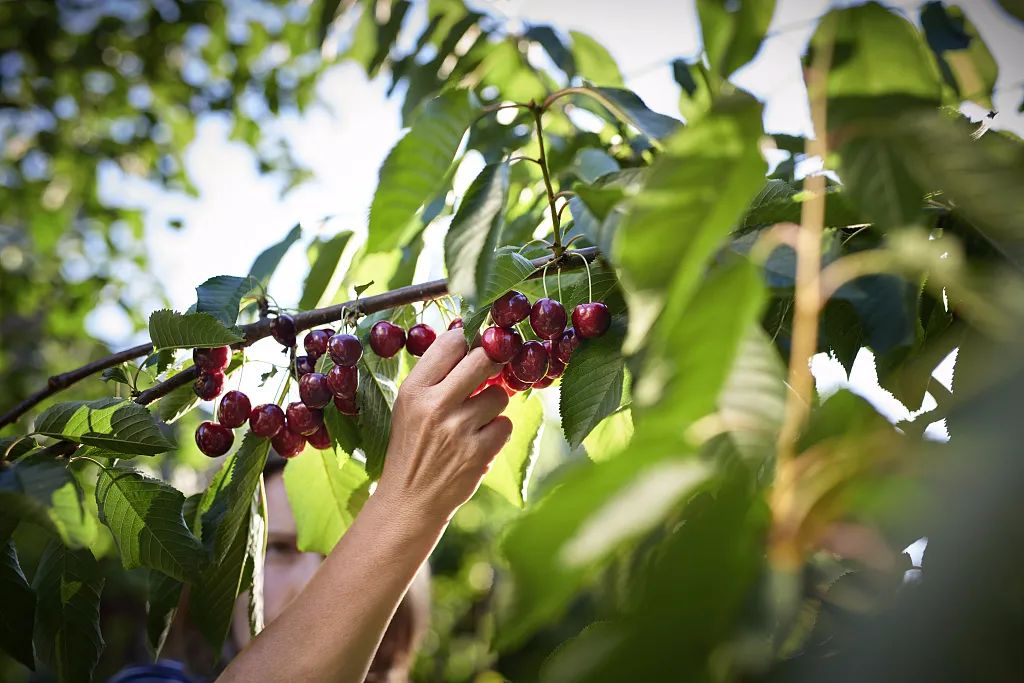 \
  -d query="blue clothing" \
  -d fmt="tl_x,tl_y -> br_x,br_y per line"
108,660 -> 204,683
